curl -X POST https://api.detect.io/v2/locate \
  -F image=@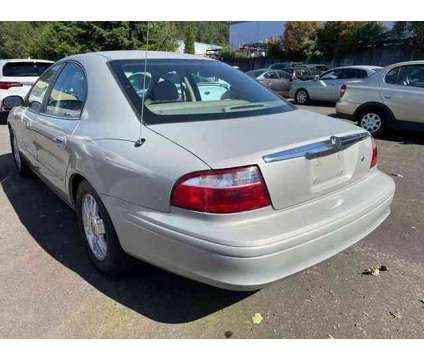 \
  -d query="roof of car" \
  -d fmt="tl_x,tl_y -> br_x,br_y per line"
332,65 -> 382,71
0,59 -> 53,64
387,60 -> 424,67
65,50 -> 213,62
